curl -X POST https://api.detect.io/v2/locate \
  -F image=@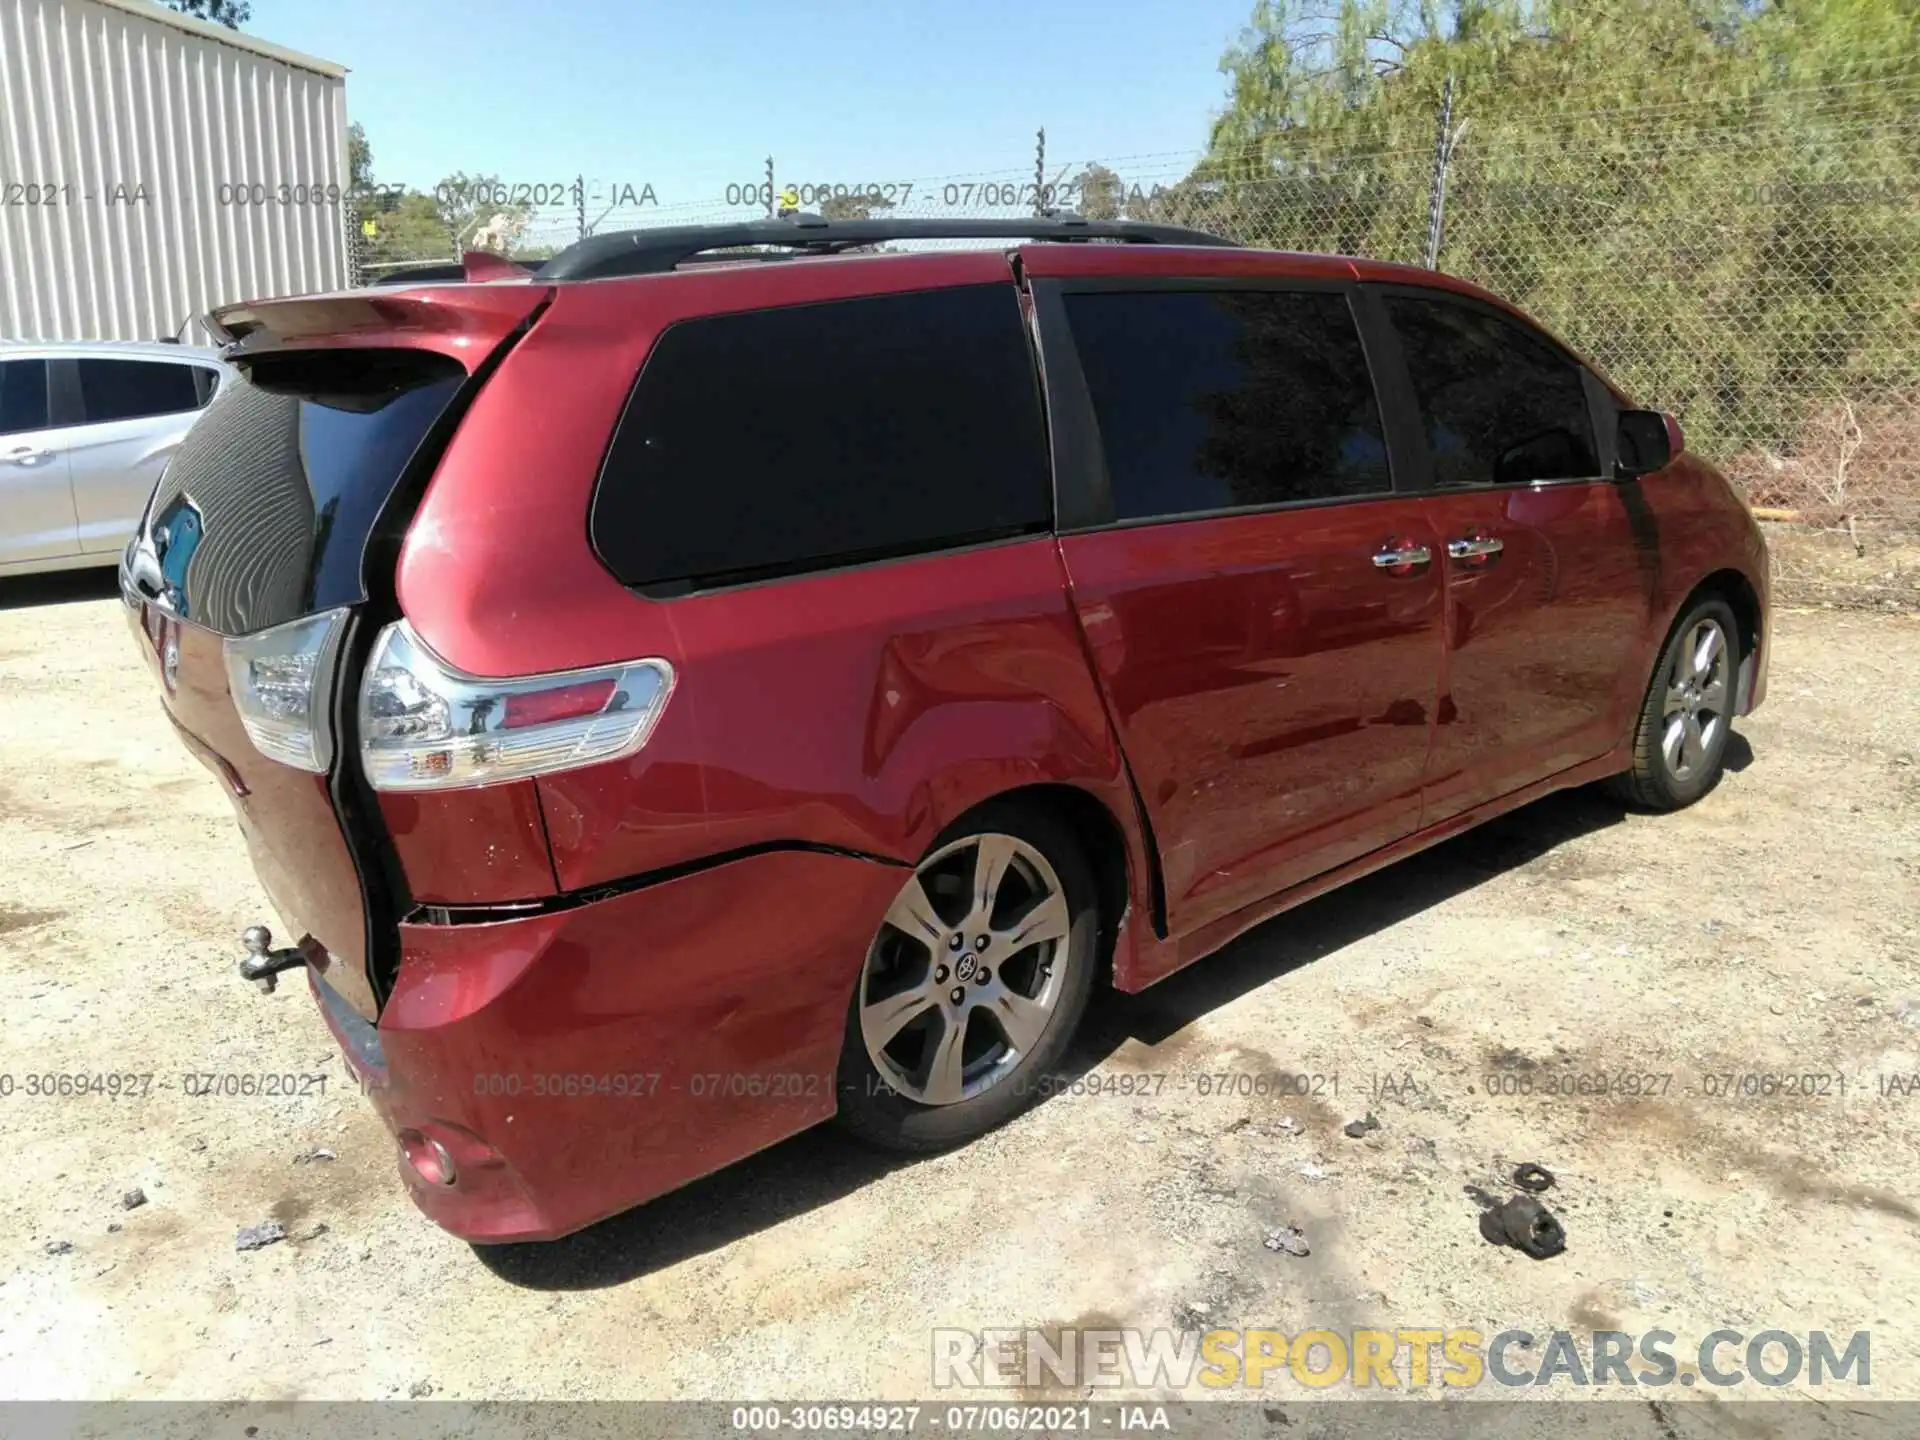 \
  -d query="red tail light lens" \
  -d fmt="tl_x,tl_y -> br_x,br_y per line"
501,679 -> 618,730
357,622 -> 673,792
